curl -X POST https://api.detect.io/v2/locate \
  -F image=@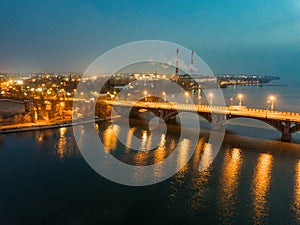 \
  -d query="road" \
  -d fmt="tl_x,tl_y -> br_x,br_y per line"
104,99 -> 300,123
